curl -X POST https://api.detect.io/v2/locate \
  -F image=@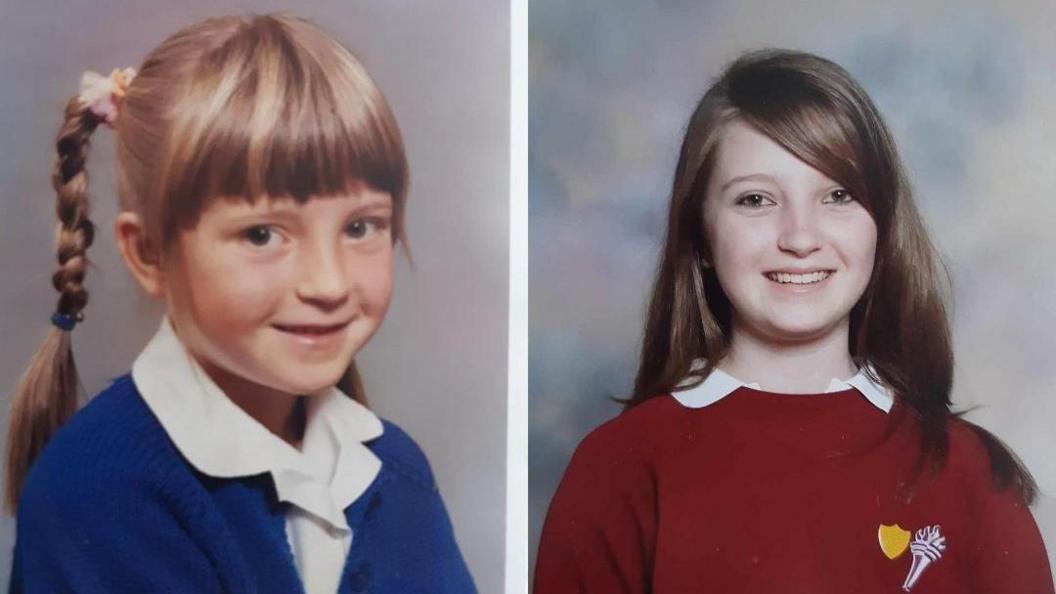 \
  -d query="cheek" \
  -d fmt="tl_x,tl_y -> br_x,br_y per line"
173,246 -> 282,325
709,218 -> 773,280
352,251 -> 395,314
838,217 -> 879,276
